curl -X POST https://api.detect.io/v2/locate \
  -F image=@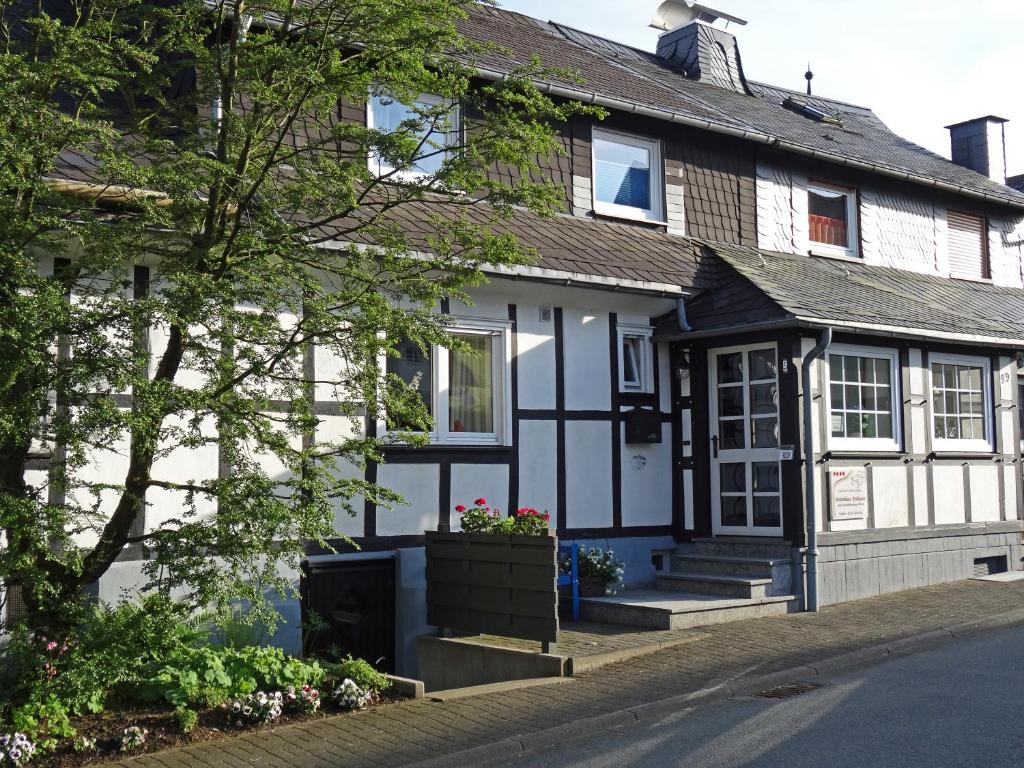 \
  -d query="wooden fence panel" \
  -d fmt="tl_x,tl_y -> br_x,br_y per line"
425,531 -> 559,644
